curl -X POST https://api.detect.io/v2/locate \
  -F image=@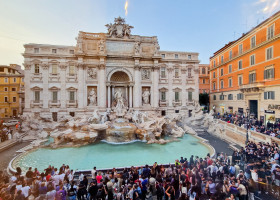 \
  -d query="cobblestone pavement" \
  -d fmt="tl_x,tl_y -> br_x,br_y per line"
0,141 -> 30,171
